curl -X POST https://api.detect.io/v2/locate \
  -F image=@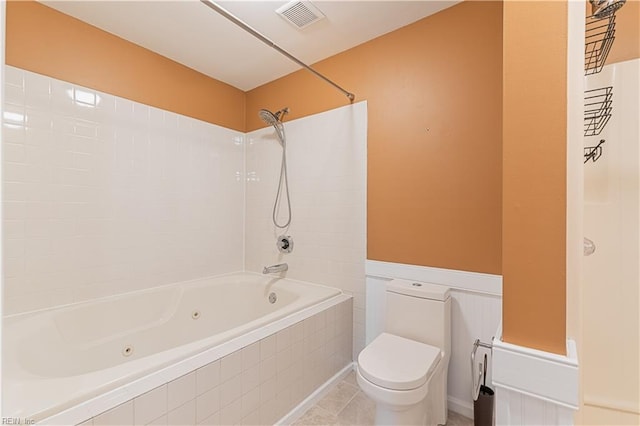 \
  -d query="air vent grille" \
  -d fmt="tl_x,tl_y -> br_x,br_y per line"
276,1 -> 325,30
